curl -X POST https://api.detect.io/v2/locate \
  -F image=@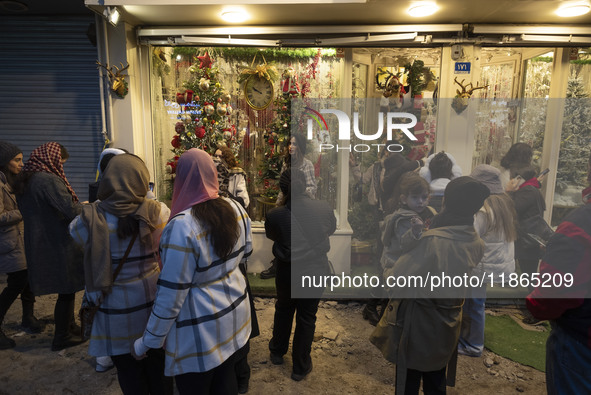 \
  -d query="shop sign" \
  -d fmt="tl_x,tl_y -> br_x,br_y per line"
454,62 -> 471,74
